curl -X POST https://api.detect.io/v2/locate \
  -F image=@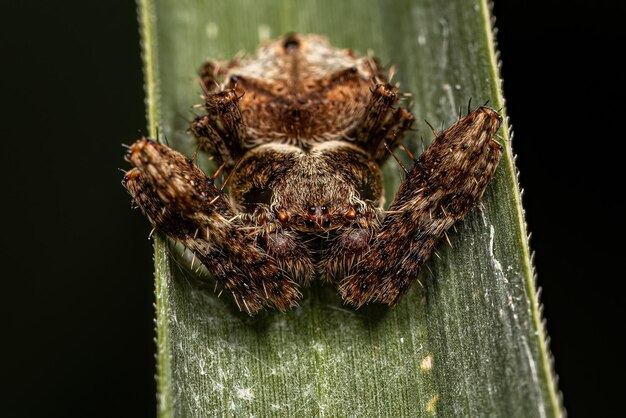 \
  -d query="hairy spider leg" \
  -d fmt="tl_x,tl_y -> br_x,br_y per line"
123,138 -> 301,314
339,106 -> 503,307
191,73 -> 246,169
350,82 -> 416,164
